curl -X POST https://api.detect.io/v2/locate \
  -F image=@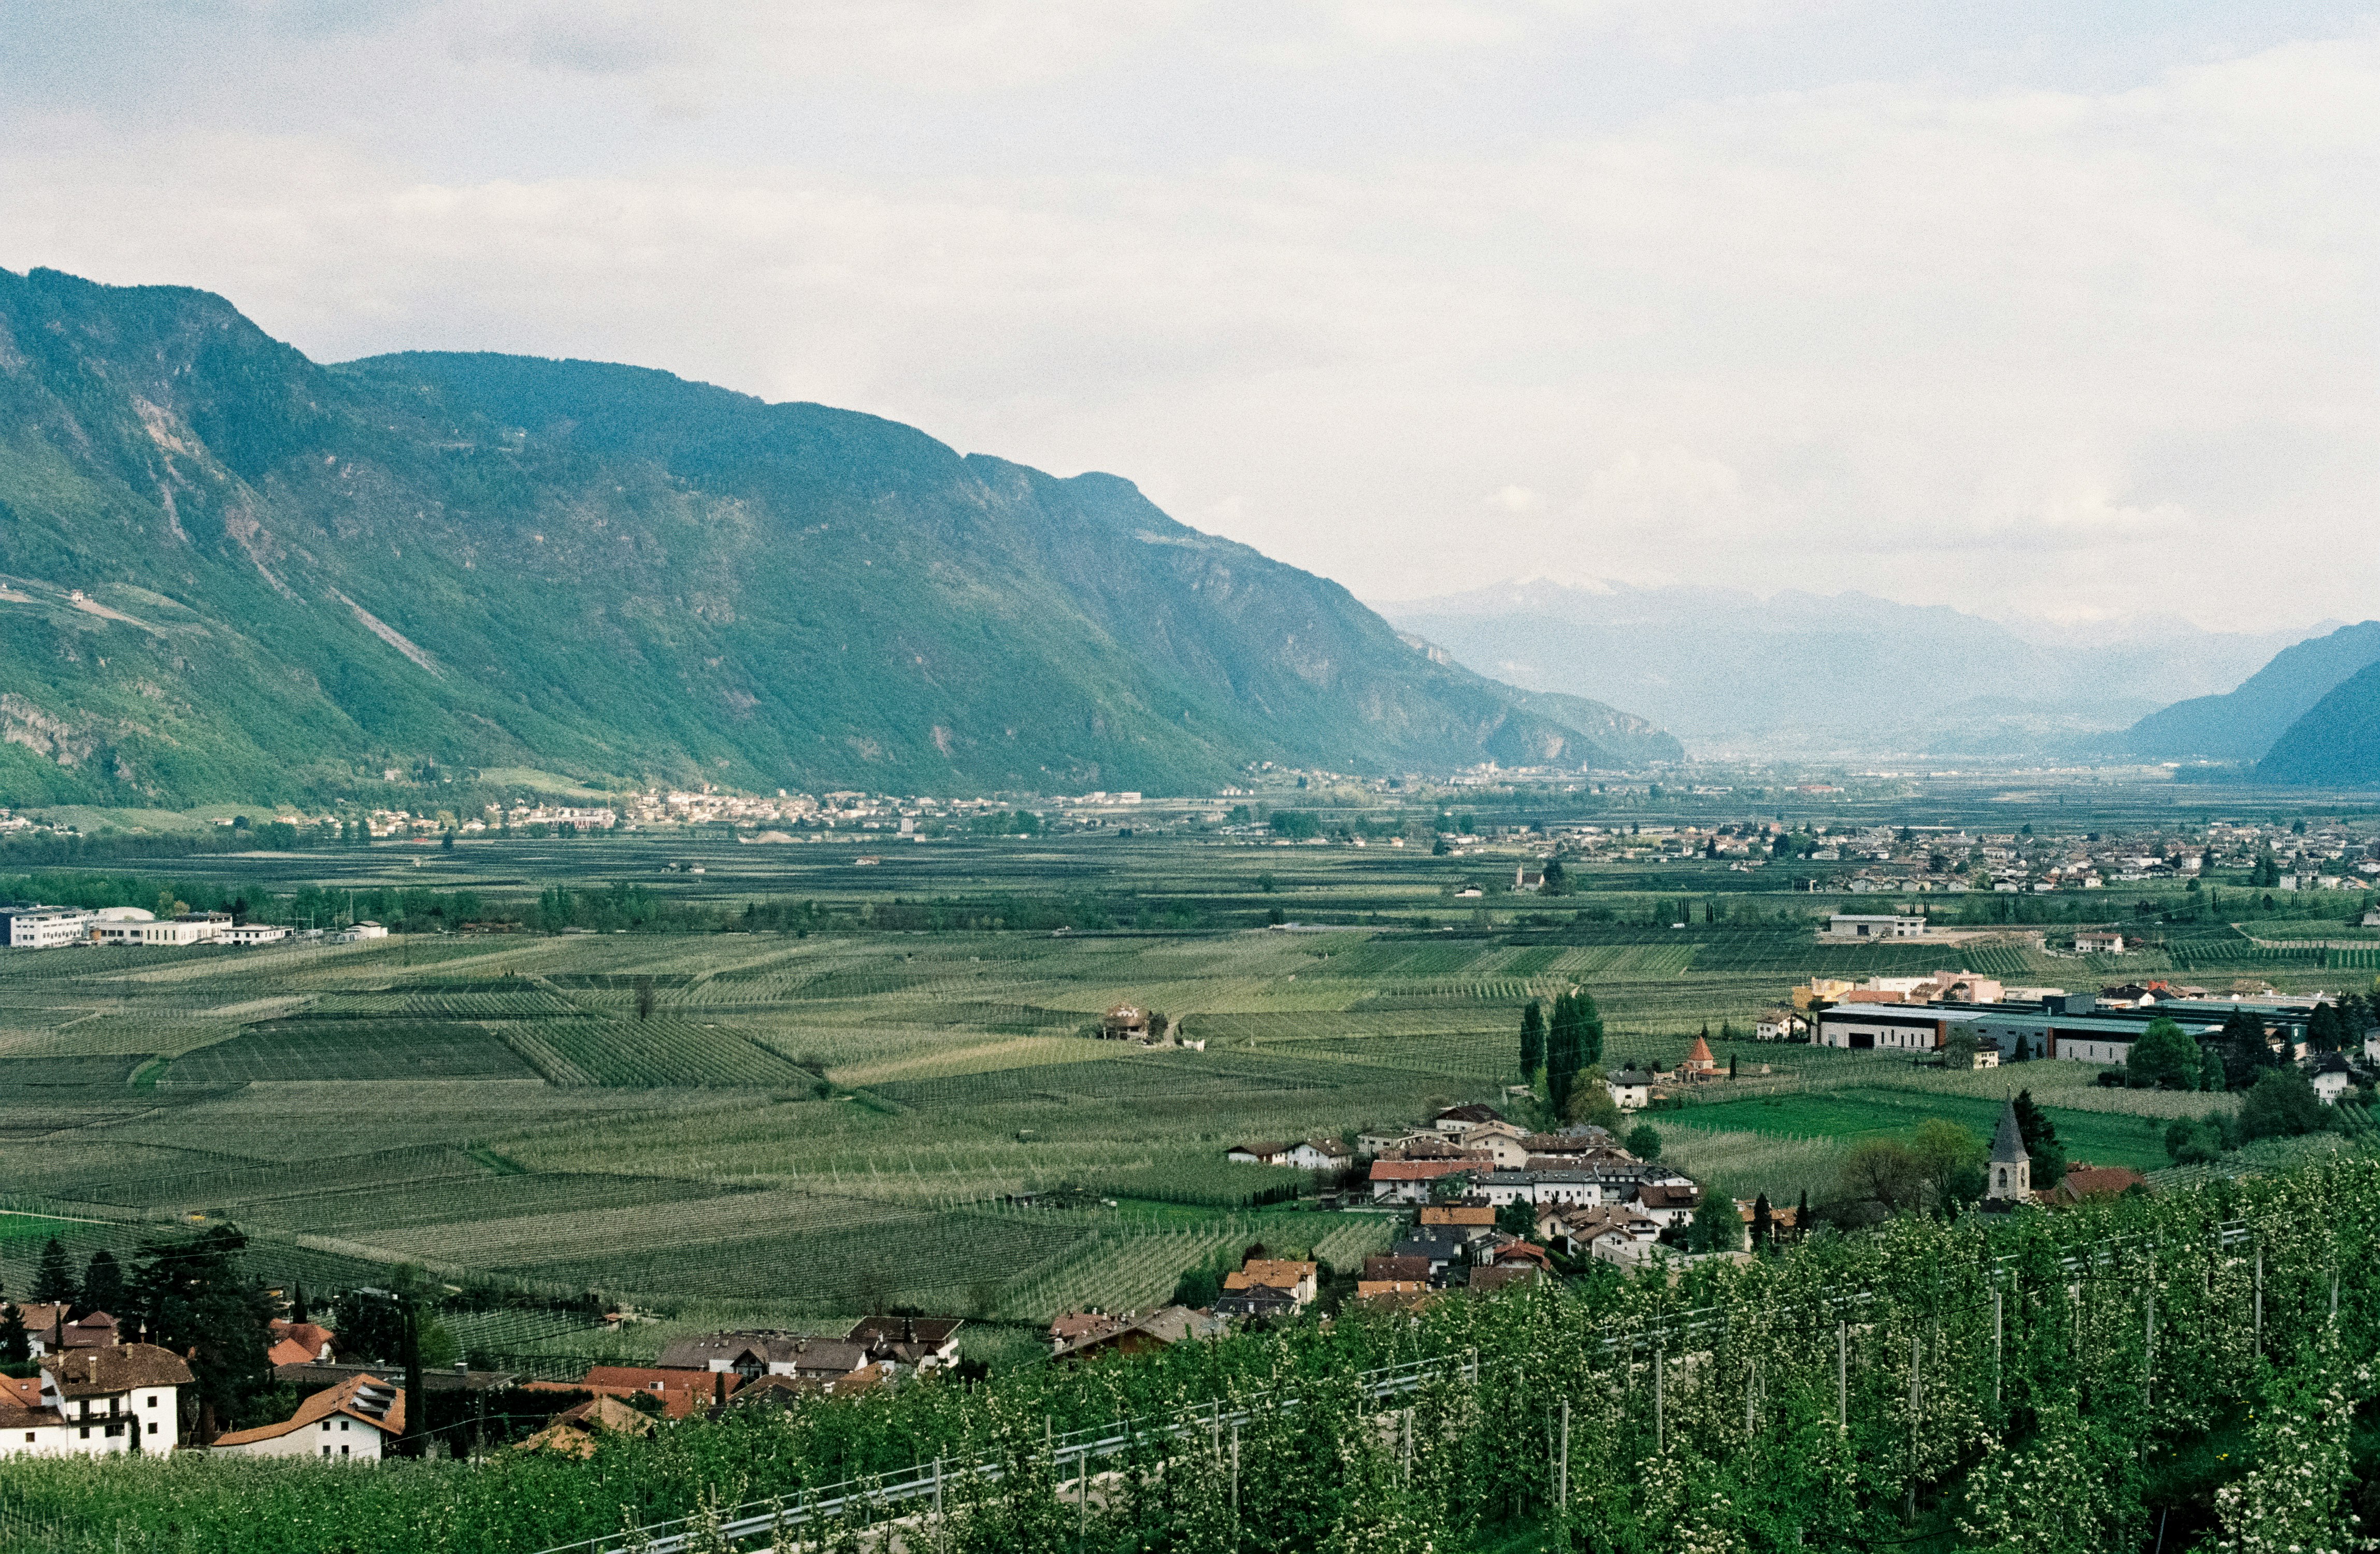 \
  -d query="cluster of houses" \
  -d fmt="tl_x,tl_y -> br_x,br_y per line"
0,1294 -> 966,1462
0,903 -> 389,951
